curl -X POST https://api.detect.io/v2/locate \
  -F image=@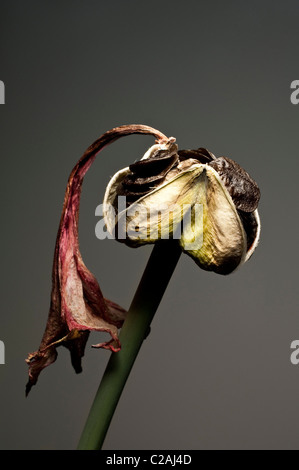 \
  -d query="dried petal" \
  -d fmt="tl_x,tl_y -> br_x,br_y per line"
26,125 -> 169,394
209,157 -> 261,212
178,165 -> 247,275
